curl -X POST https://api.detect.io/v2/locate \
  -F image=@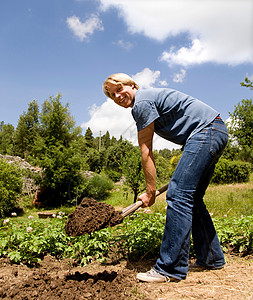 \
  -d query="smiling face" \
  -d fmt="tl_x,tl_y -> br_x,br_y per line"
106,82 -> 136,108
